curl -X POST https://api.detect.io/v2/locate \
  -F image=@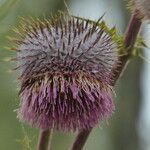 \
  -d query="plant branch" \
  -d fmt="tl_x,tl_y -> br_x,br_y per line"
69,9 -> 143,150
69,128 -> 92,150
36,129 -> 53,150
112,9 -> 142,85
